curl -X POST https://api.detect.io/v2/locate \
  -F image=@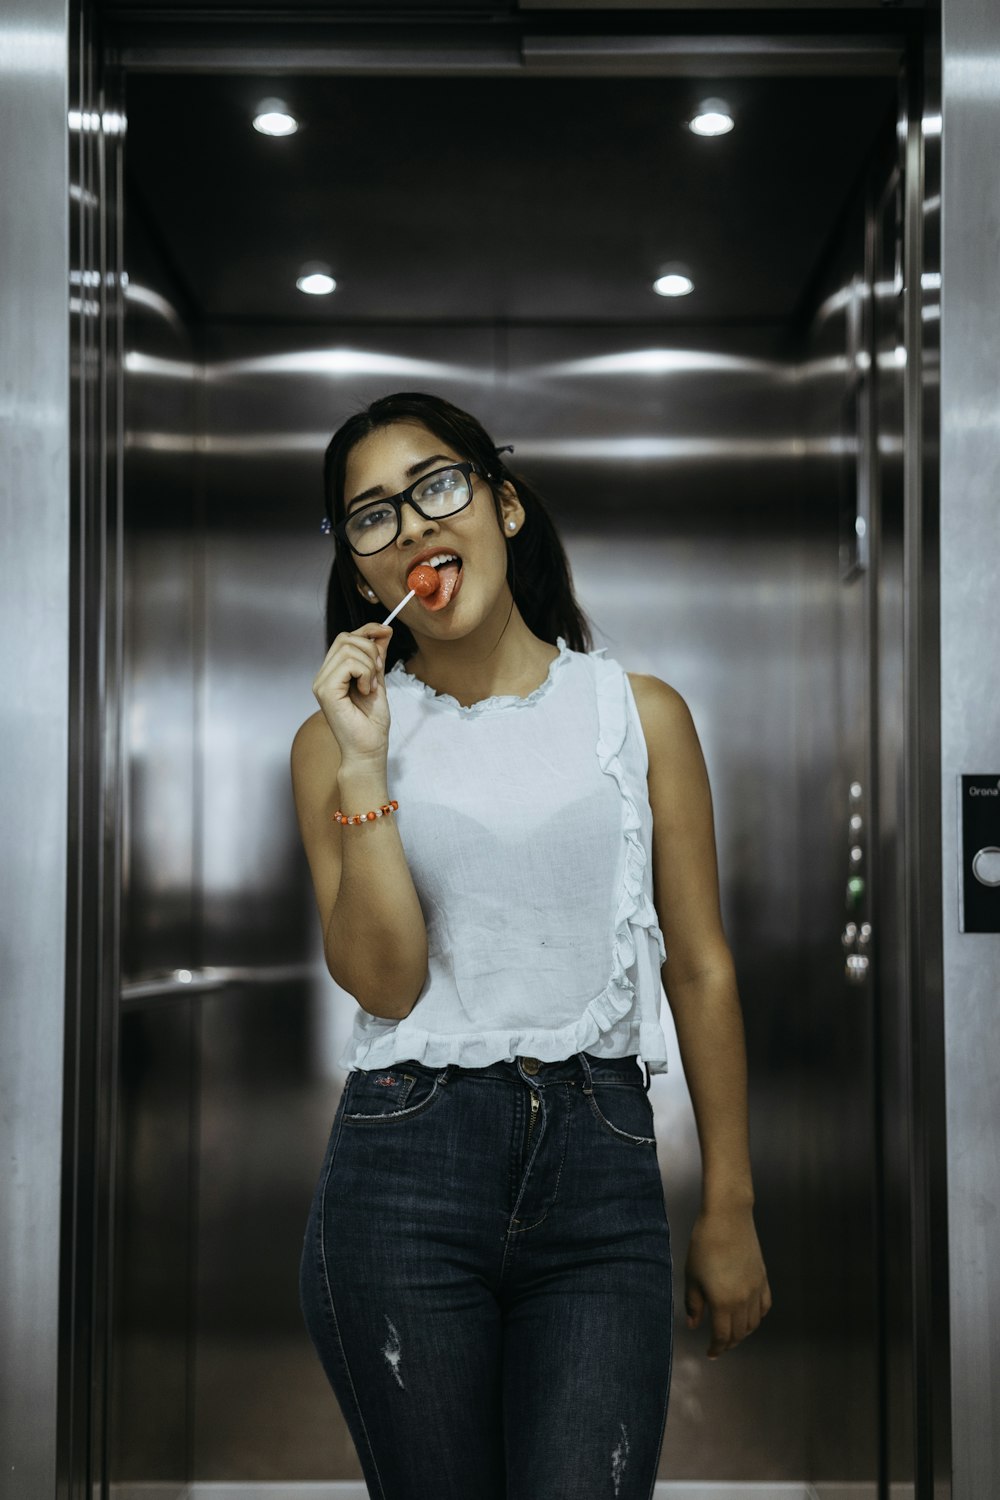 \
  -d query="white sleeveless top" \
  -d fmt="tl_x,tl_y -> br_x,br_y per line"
337,637 -> 670,1075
